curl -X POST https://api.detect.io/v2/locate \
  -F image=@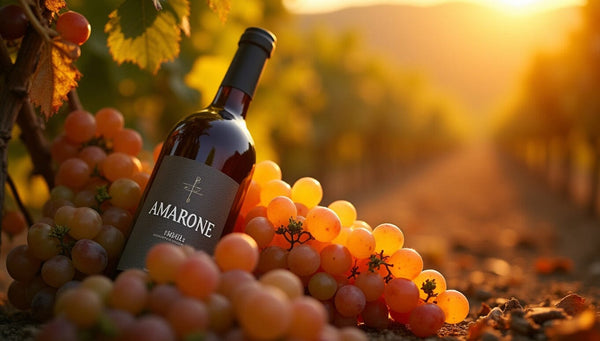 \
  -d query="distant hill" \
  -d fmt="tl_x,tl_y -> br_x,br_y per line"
295,2 -> 582,116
